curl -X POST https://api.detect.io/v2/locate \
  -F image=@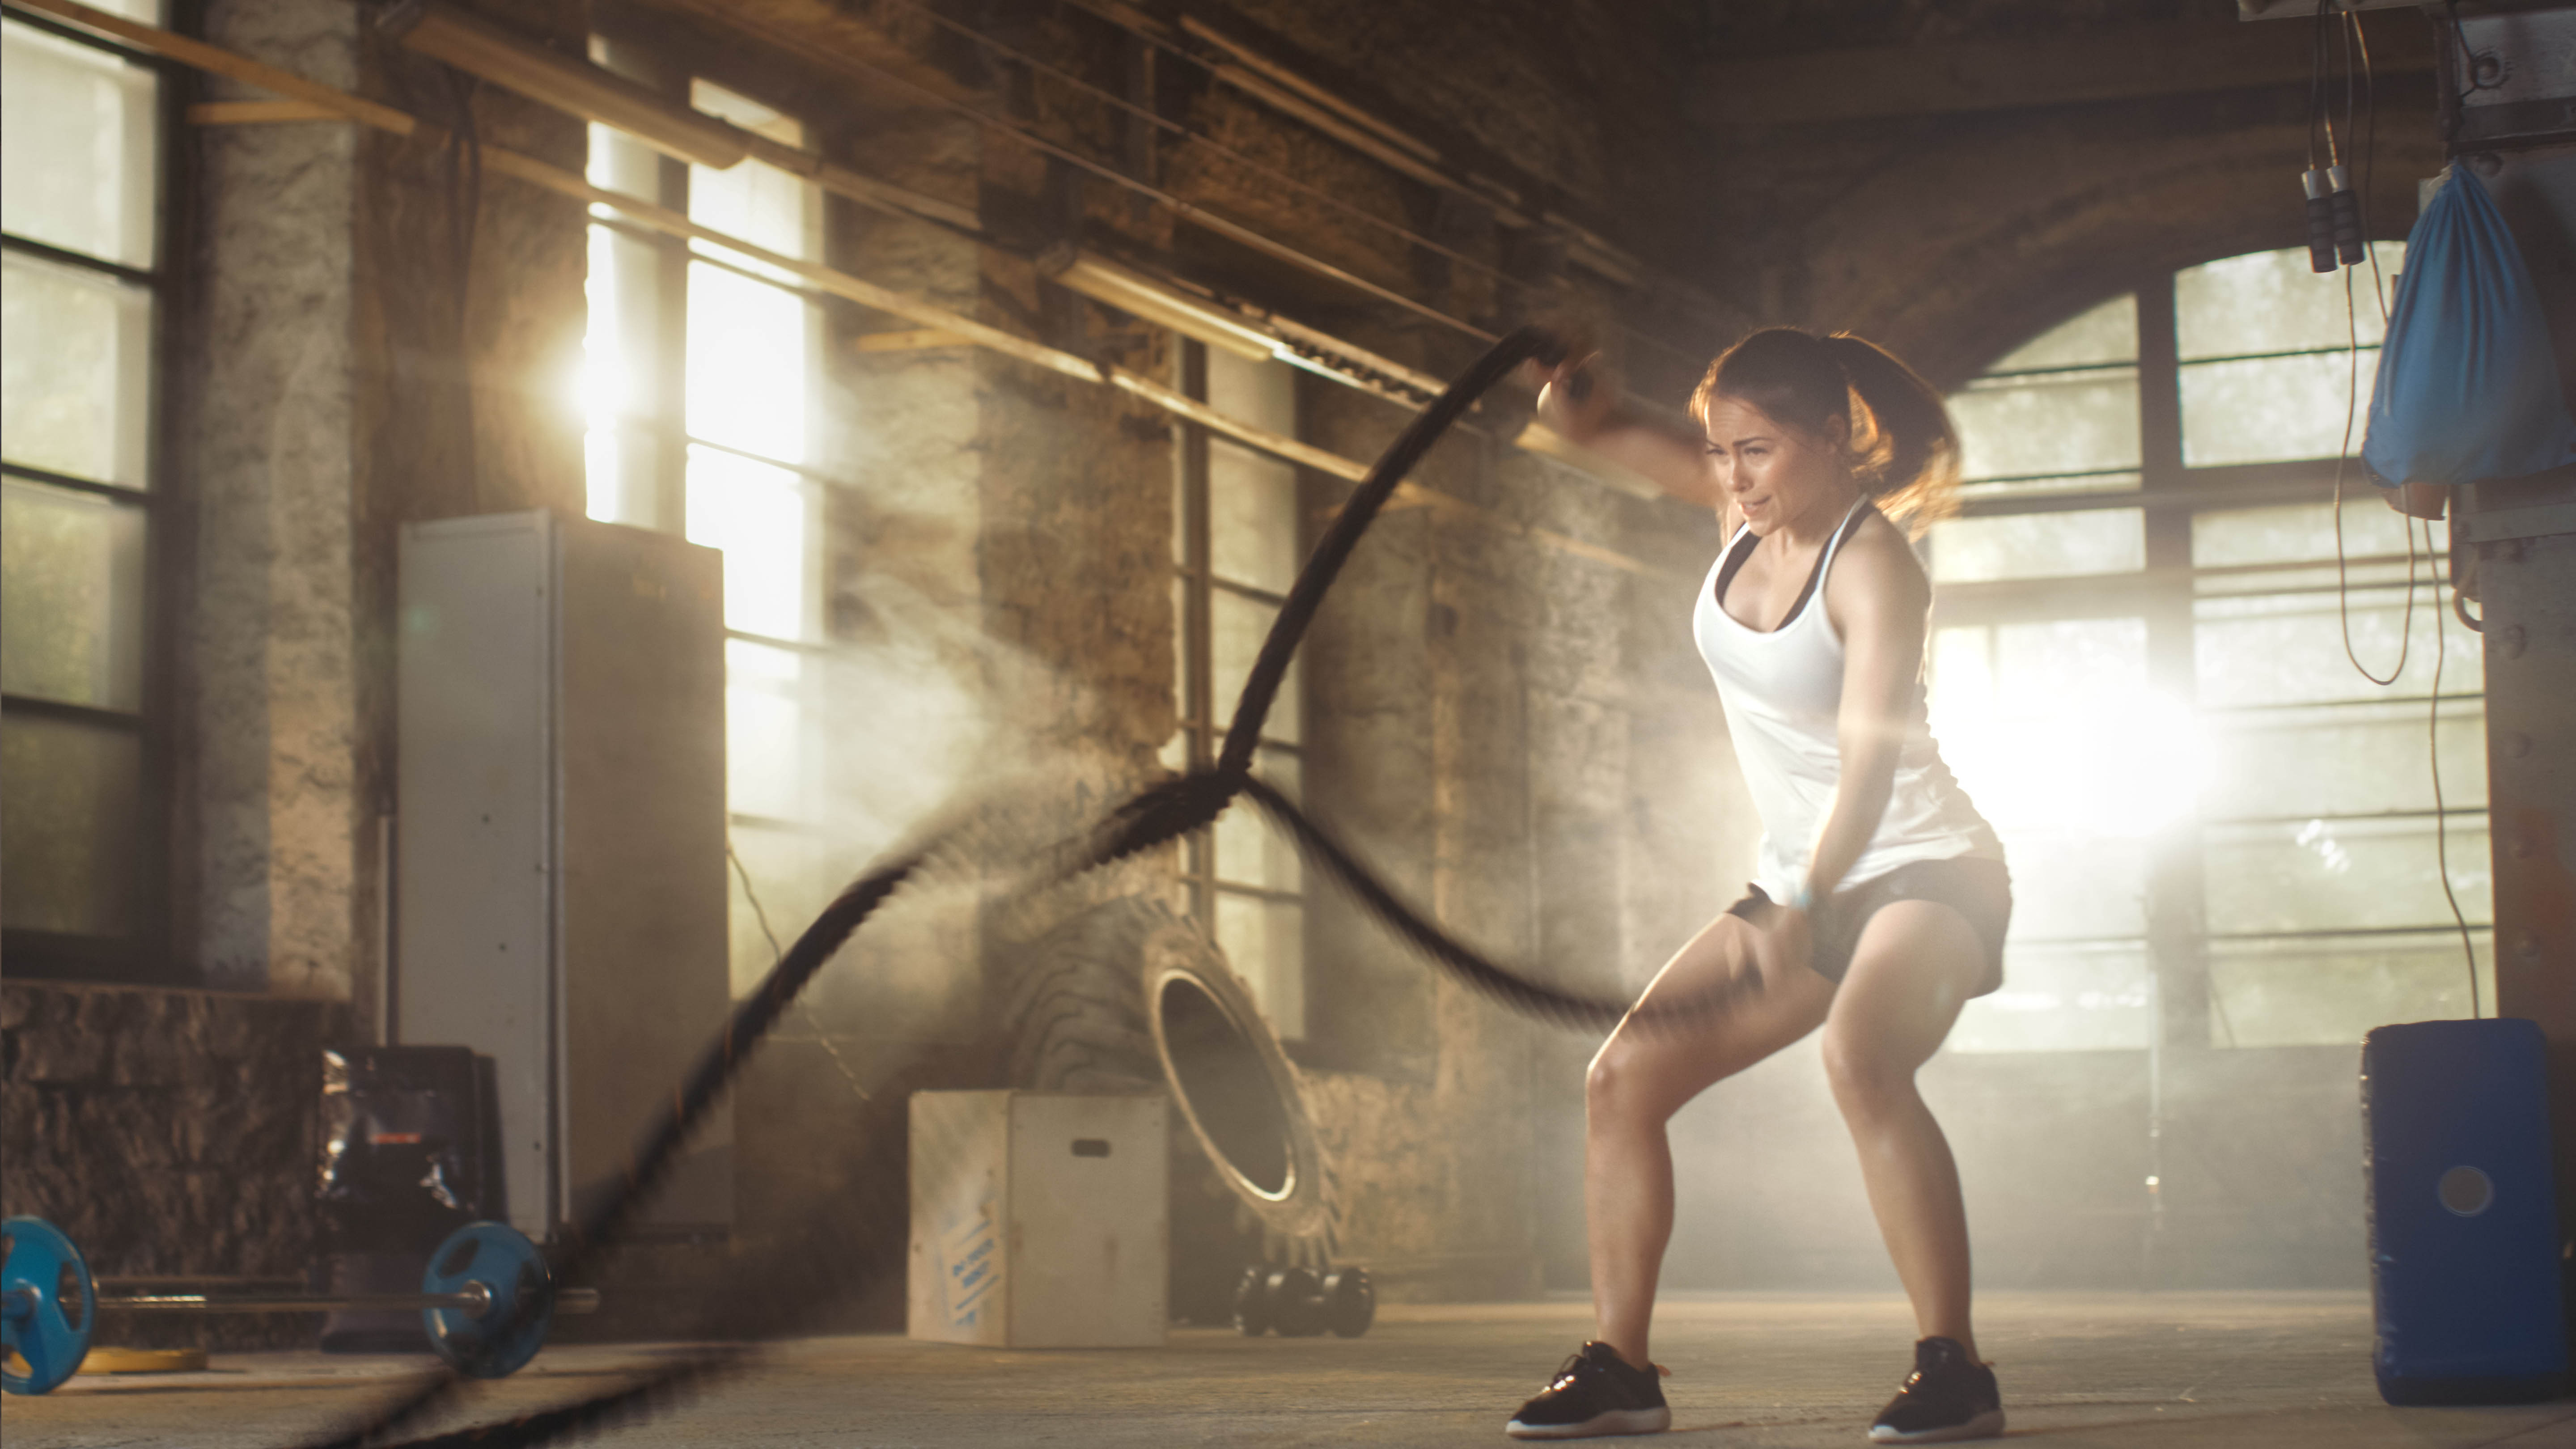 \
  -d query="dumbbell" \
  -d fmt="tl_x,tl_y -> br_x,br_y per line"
1,1215 -> 595,1394
1230,1263 -> 1373,1339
